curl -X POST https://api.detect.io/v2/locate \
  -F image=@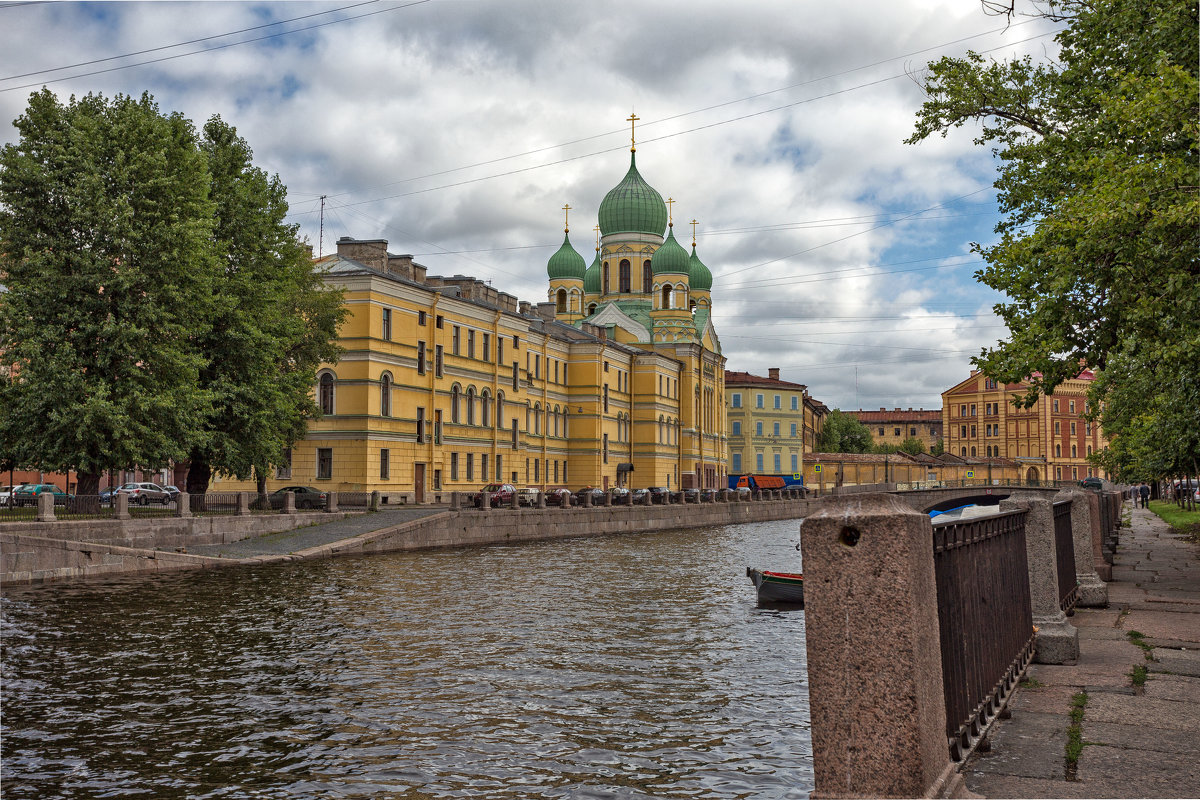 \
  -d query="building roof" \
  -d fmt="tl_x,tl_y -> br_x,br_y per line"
547,231 -> 586,280
597,152 -> 668,237
688,243 -> 712,290
724,370 -> 807,391
650,225 -> 690,275
850,408 -> 943,423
